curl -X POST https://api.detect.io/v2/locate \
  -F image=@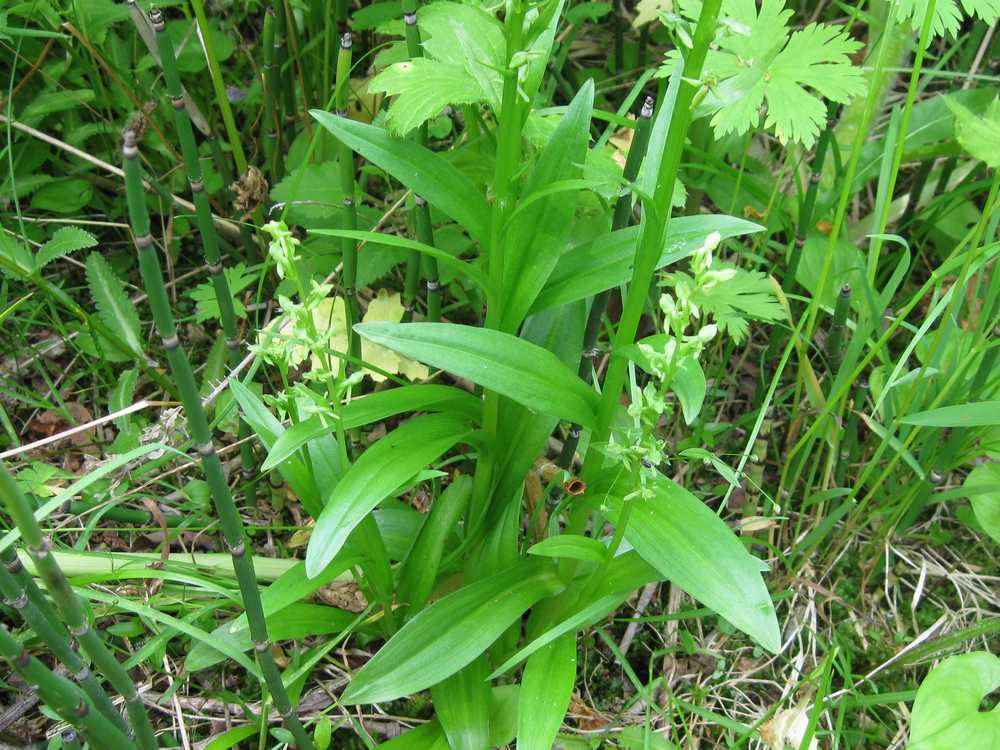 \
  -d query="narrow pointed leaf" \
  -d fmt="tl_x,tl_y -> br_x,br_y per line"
901,401 -> 1000,427
342,560 -> 564,704
354,322 -> 598,426
432,656 -> 492,750
310,111 -> 491,242
516,633 -> 576,750
619,472 -> 780,652
305,413 -> 471,577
